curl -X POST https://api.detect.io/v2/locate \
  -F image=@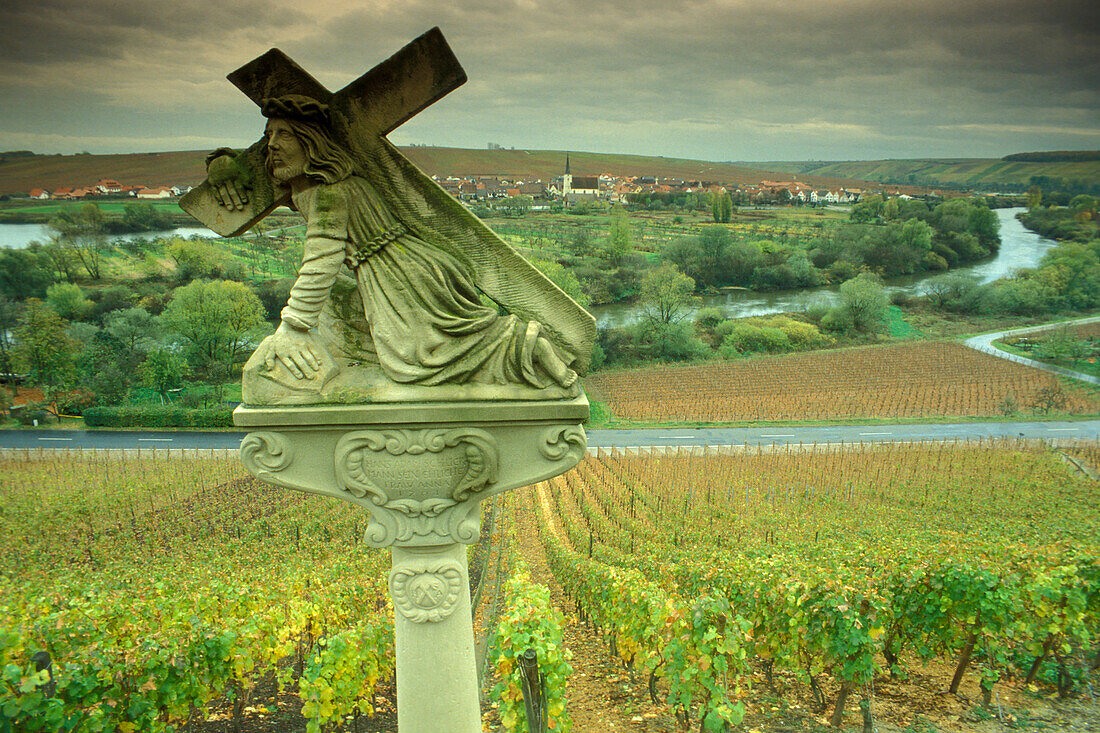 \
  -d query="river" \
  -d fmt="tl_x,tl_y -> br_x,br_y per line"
592,207 -> 1057,328
0,223 -> 217,250
0,208 -> 1055,328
